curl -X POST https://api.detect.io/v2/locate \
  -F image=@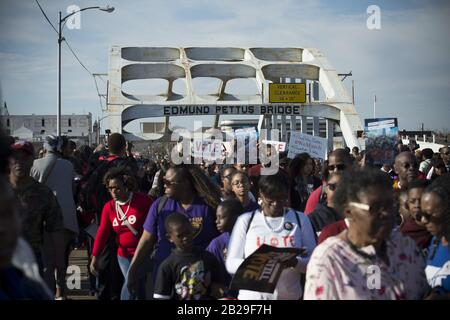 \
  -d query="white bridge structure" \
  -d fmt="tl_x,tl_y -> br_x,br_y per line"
106,46 -> 364,150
